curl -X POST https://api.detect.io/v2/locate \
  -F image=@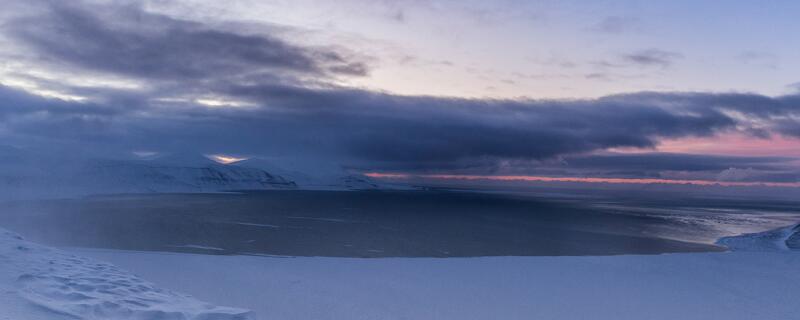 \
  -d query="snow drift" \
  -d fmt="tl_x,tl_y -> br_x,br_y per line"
0,227 -> 254,320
